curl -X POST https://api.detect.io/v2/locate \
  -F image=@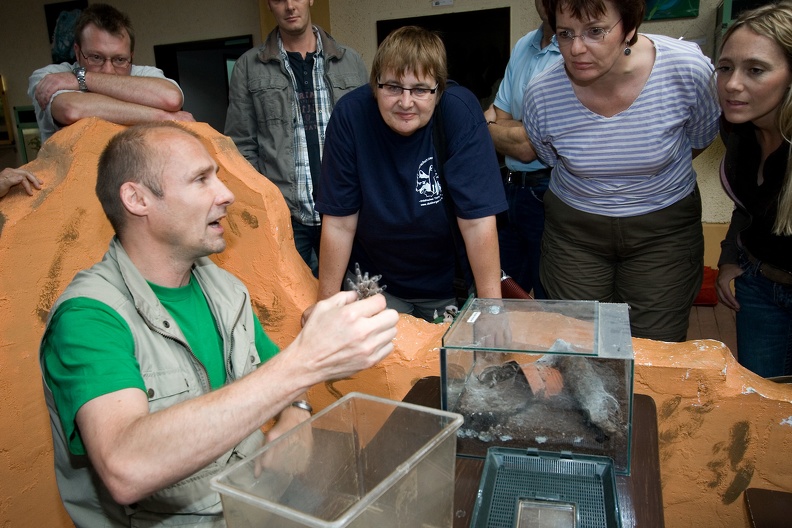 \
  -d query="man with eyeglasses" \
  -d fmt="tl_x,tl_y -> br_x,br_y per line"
28,3 -> 192,143
484,0 -> 561,300
225,0 -> 367,277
